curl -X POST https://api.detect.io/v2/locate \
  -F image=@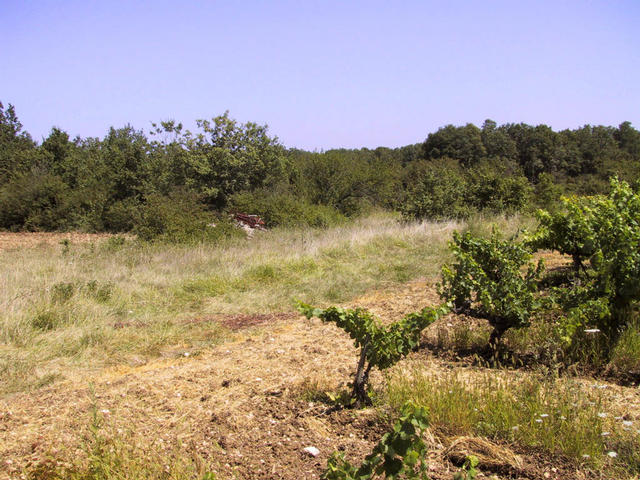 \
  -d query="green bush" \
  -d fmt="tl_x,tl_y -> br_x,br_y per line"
0,172 -> 74,231
467,167 -> 532,214
135,190 -> 242,243
401,161 -> 471,220
401,160 -> 531,221
103,198 -> 141,232
228,190 -> 346,228
439,231 -> 544,347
